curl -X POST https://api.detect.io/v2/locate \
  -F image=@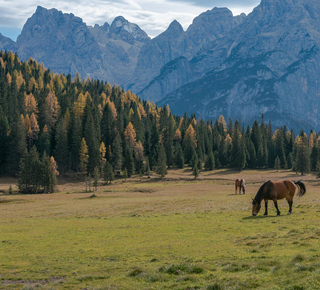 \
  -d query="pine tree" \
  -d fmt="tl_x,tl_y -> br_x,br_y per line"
7,115 -> 27,174
38,125 -> 51,155
103,161 -> 114,184
134,140 -> 145,173
231,121 -> 246,171
55,118 -> 69,173
18,146 -> 42,193
123,145 -> 134,177
274,156 -> 281,172
183,124 -> 197,164
84,114 -> 100,174
204,151 -> 215,171
101,103 -> 115,152
295,132 -> 310,175
175,143 -> 184,169
193,163 -> 199,179
111,130 -> 122,173
189,150 -> 198,168
71,116 -> 83,171
42,152 -> 57,193
0,106 -> 9,172
144,157 -> 151,176
93,166 -> 100,190
149,123 -> 159,170
156,144 -> 167,178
